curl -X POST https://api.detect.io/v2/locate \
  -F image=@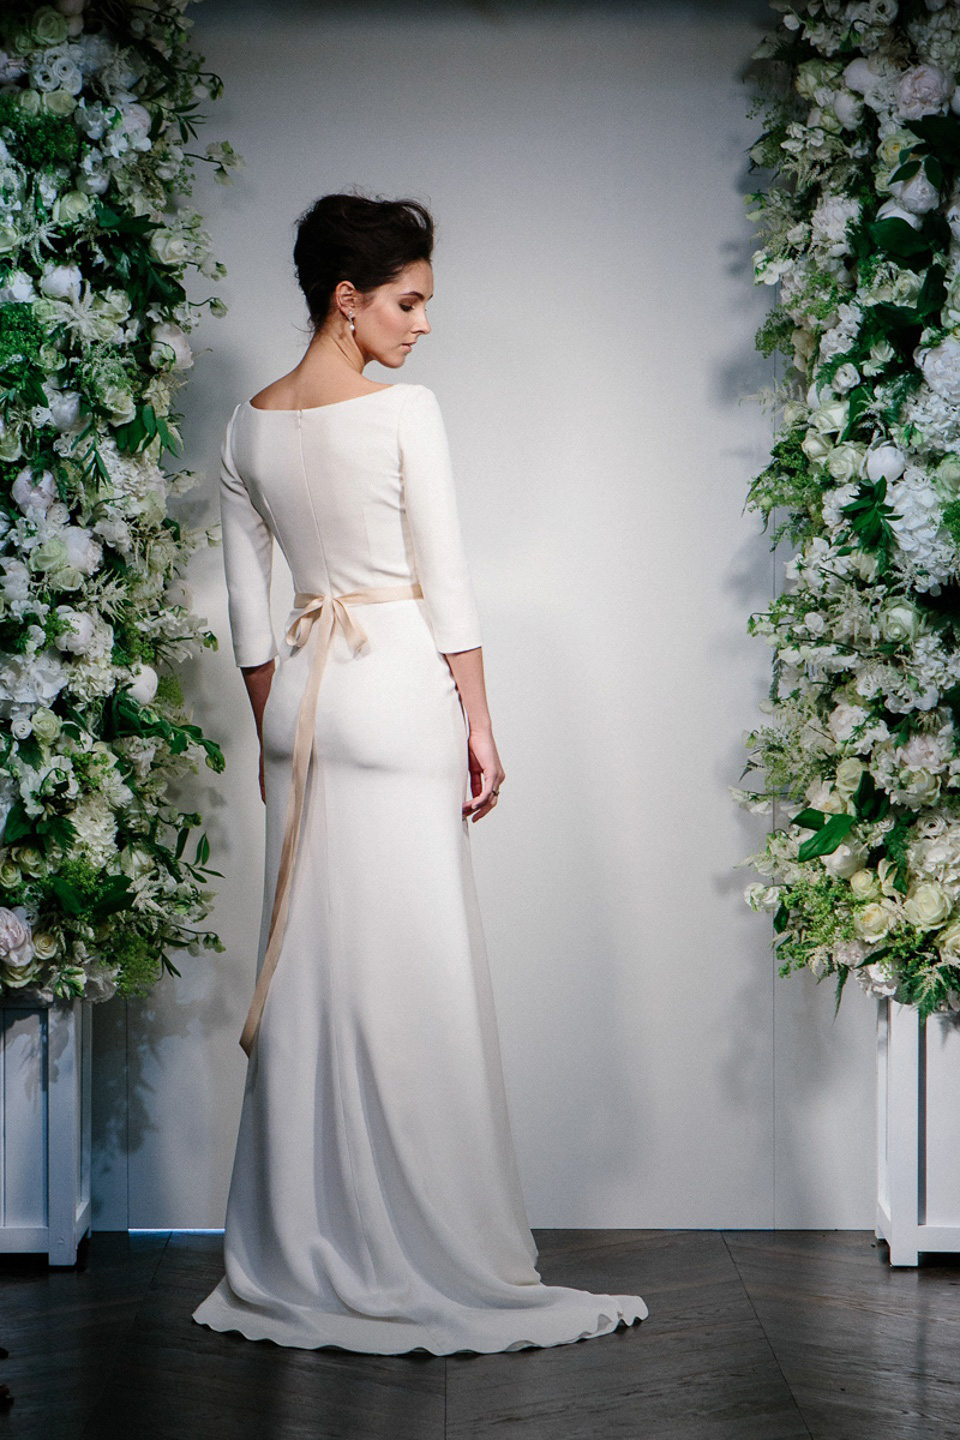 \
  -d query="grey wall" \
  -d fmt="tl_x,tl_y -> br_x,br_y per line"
92,0 -> 878,1233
